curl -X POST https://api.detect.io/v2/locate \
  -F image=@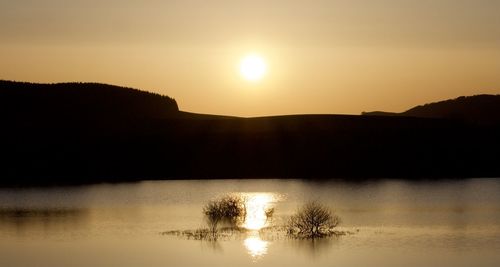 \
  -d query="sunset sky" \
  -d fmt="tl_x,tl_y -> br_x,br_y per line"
1,0 -> 499,116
